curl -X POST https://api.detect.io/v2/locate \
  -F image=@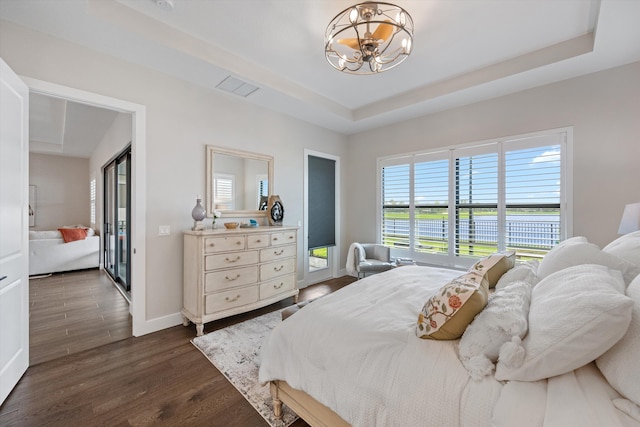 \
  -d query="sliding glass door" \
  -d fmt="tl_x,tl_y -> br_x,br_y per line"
104,147 -> 131,294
